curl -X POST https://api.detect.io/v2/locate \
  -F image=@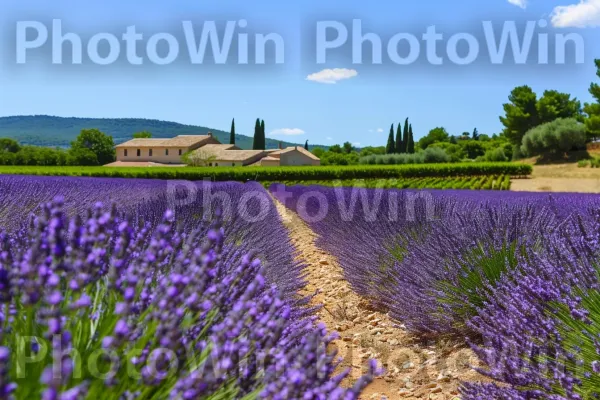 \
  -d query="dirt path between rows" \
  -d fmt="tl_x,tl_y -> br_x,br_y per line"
272,198 -> 485,400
